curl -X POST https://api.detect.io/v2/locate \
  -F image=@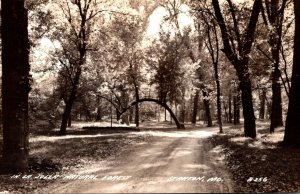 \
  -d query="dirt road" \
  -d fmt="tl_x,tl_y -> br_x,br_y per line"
39,129 -> 234,193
